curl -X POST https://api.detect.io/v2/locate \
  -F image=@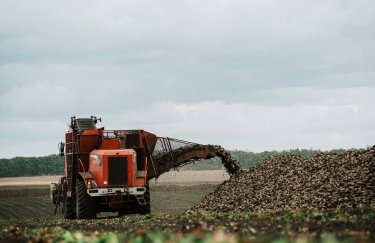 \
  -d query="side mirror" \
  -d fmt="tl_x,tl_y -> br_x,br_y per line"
58,142 -> 65,157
